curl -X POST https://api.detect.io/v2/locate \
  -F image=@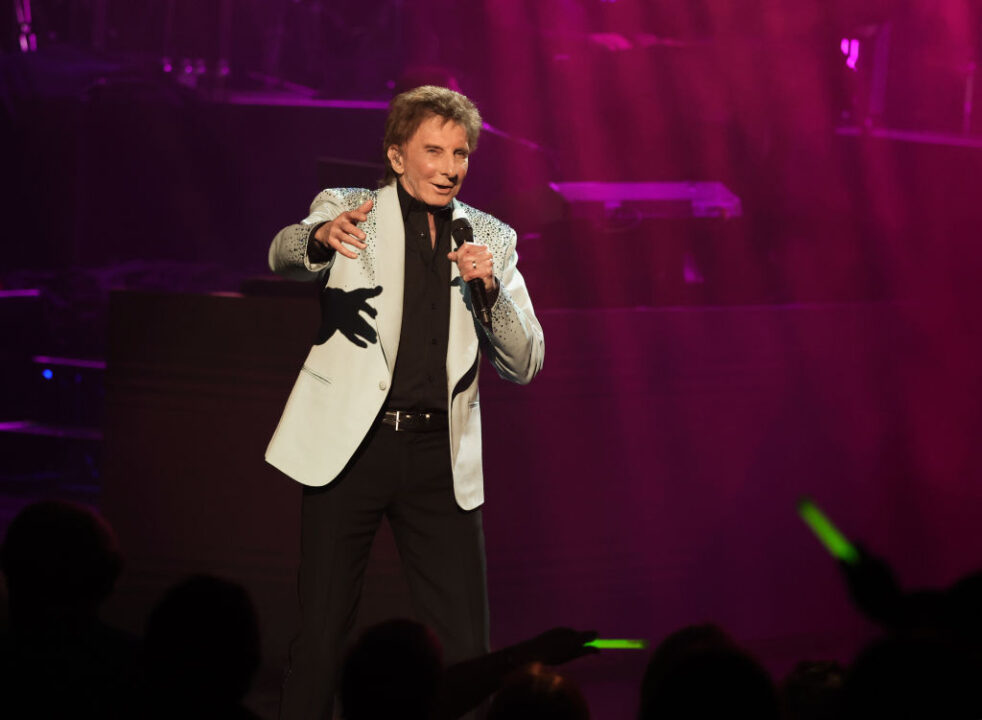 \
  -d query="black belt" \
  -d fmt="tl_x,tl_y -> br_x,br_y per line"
381,409 -> 448,432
